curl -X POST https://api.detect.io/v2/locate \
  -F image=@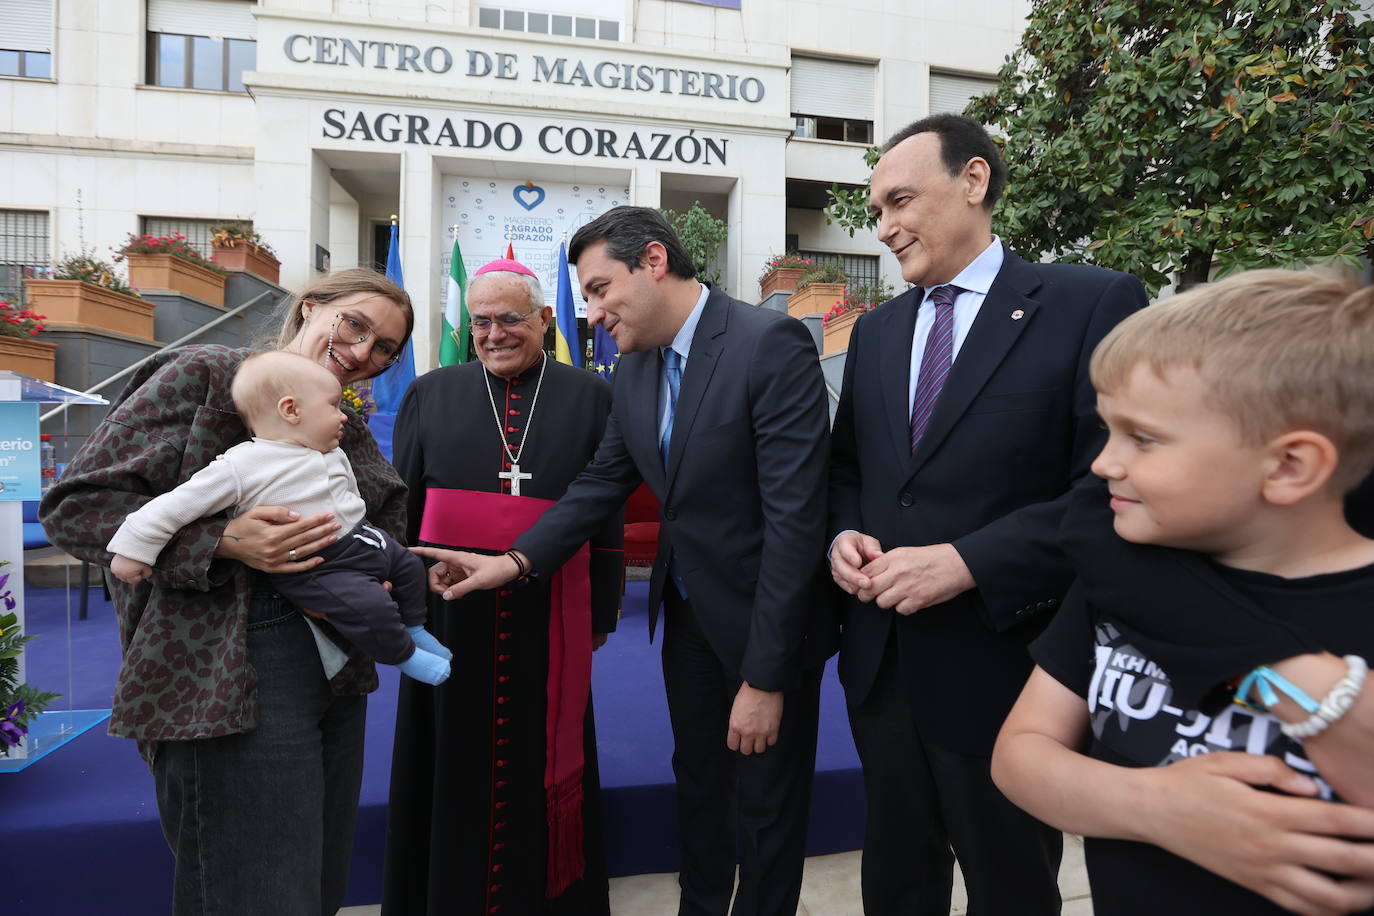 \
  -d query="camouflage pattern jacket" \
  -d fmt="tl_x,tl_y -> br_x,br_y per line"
40,345 -> 407,763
